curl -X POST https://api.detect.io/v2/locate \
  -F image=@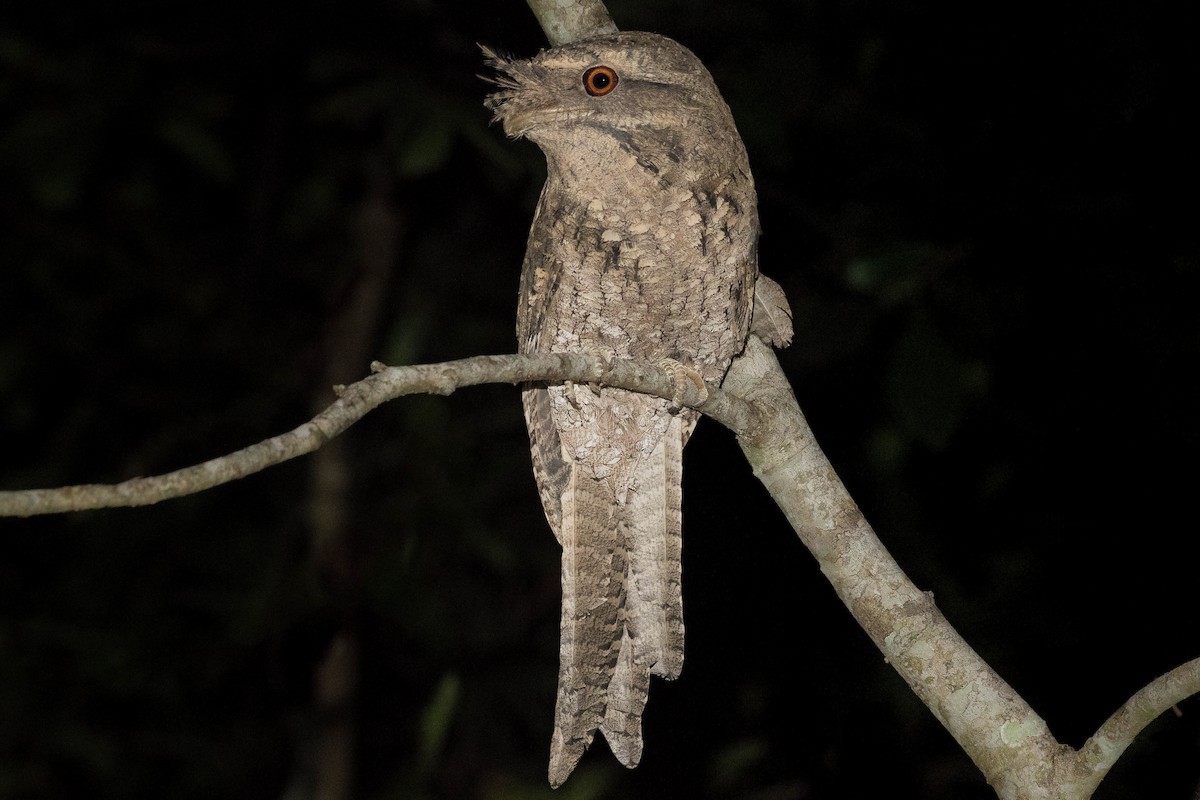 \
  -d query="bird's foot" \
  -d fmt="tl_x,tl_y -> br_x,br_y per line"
658,358 -> 707,411
562,352 -> 616,409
